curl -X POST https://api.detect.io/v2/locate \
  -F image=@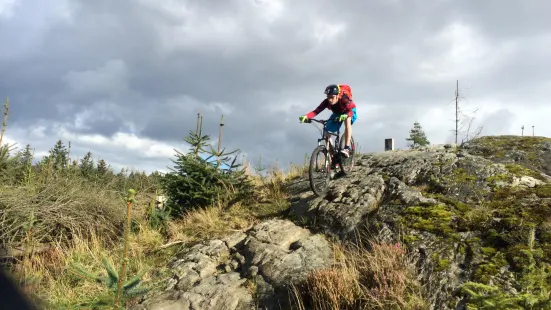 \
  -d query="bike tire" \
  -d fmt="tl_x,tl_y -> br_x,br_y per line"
309,144 -> 331,196
337,135 -> 356,175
